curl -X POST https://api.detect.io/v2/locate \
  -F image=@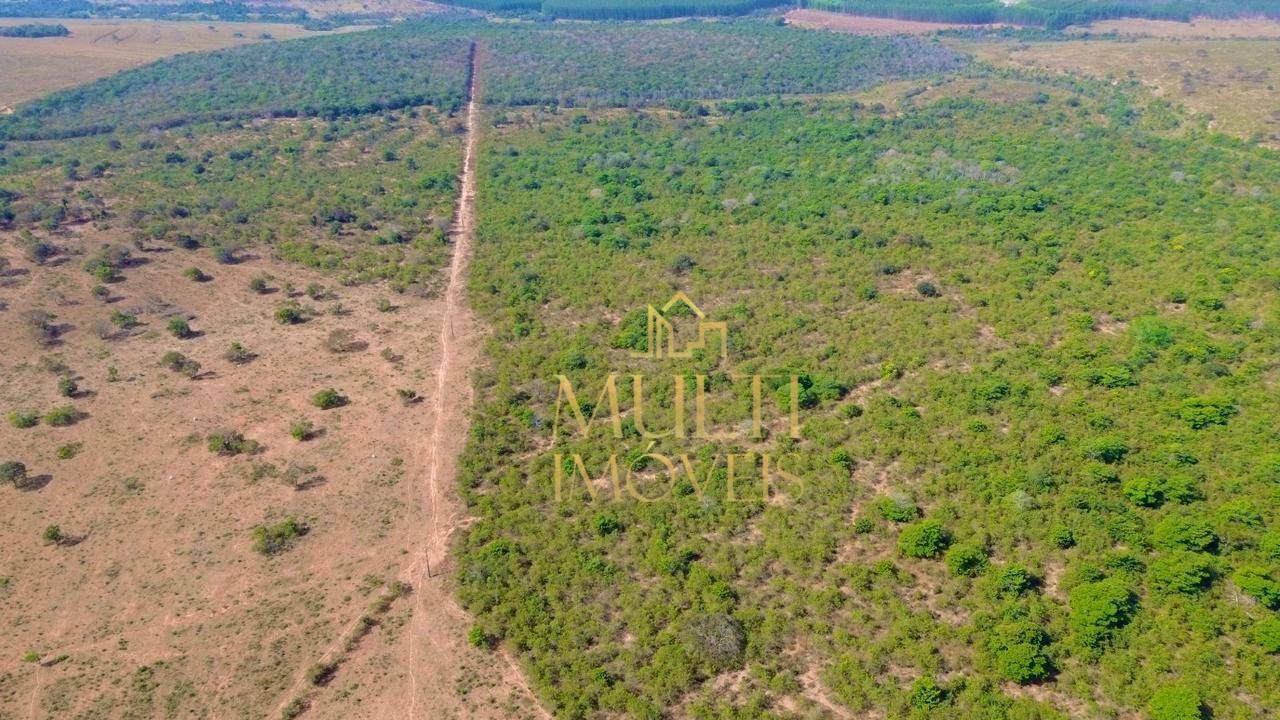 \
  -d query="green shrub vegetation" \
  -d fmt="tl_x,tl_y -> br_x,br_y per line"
251,517 -> 309,555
